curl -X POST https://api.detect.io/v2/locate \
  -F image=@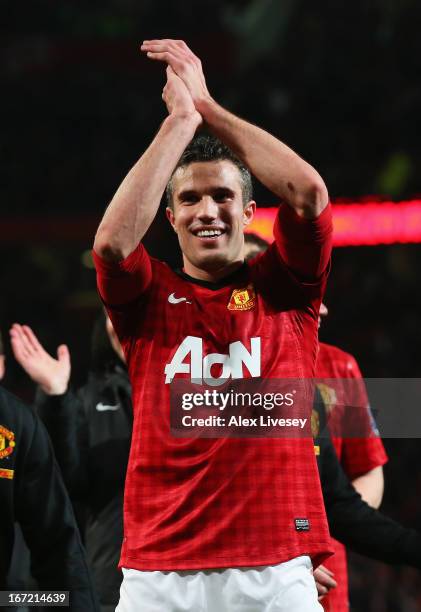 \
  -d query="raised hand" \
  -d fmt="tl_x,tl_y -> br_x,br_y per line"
162,65 -> 202,126
10,323 -> 71,395
141,39 -> 211,107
